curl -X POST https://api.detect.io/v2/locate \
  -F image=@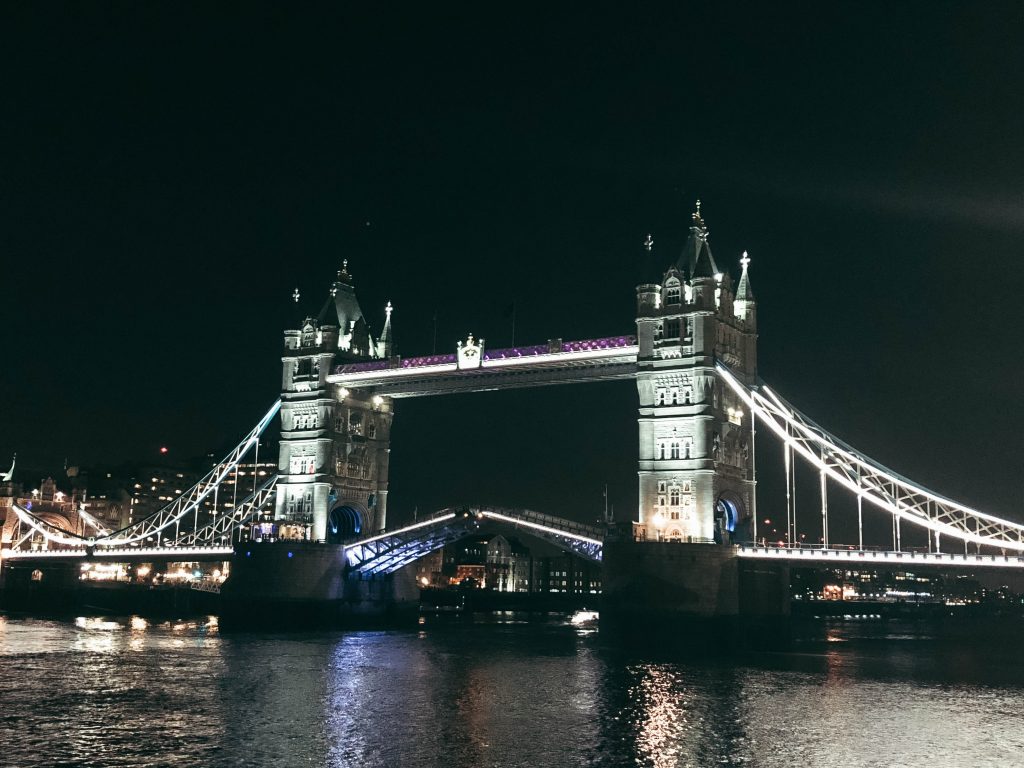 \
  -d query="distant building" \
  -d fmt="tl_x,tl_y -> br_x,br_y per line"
415,549 -> 444,587
536,552 -> 602,595
0,473 -> 113,548
441,534 -> 537,591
